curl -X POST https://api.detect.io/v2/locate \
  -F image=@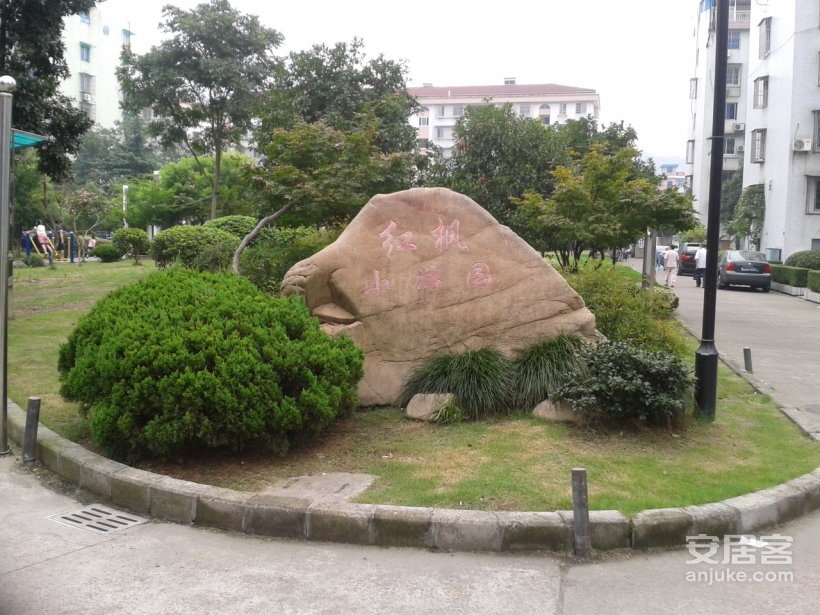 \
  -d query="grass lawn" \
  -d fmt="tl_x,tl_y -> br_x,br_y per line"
9,258 -> 820,516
